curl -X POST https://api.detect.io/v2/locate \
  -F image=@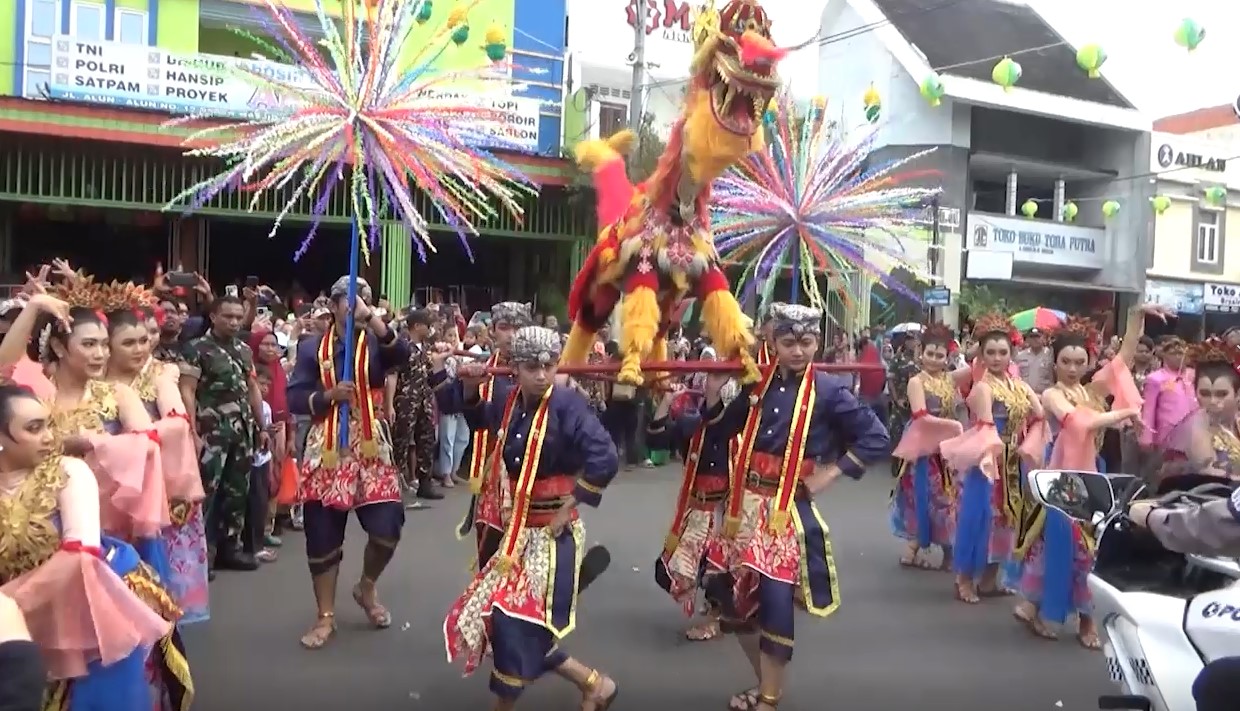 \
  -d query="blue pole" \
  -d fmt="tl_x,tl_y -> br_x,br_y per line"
338,218 -> 361,451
